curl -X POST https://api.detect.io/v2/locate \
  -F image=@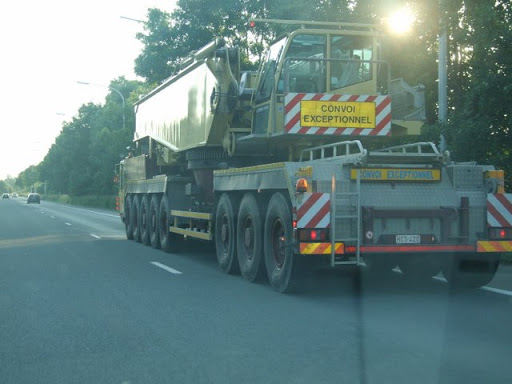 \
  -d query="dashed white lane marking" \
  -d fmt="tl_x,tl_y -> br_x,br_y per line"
65,223 -> 72,226
151,261 -> 183,275
90,234 -> 101,239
